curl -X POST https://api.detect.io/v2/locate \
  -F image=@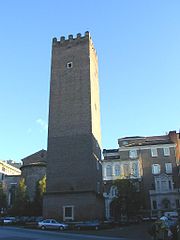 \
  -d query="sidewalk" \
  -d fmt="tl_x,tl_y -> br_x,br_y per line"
67,222 -> 152,240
